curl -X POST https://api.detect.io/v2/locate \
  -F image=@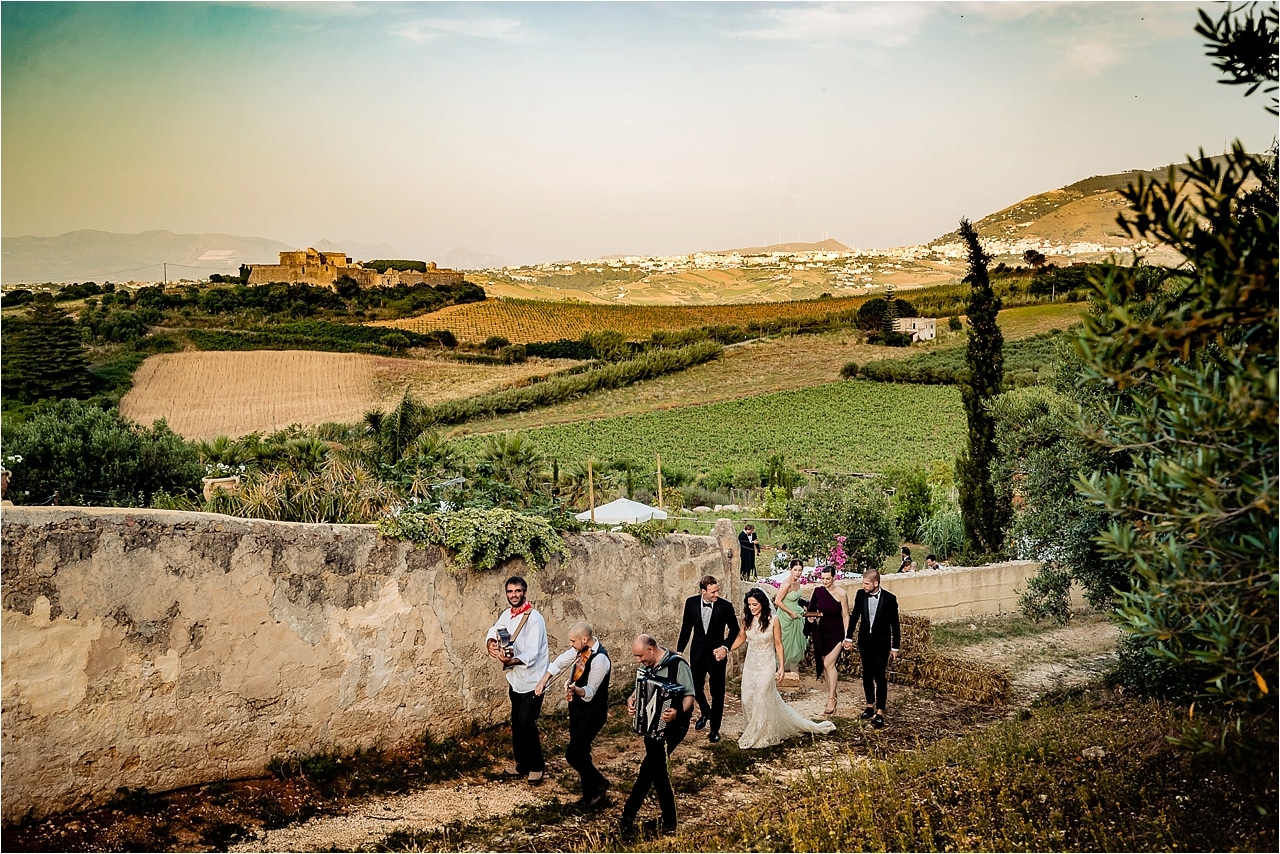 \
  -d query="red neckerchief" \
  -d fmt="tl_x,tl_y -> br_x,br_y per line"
510,601 -> 532,618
